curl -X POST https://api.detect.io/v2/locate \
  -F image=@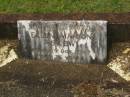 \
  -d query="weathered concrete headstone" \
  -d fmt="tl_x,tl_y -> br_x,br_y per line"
17,20 -> 107,64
